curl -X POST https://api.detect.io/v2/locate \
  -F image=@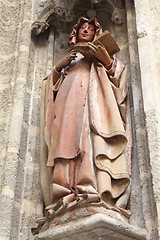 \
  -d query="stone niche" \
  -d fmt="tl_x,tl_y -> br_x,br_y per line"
31,0 -> 129,66
31,0 -> 158,239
